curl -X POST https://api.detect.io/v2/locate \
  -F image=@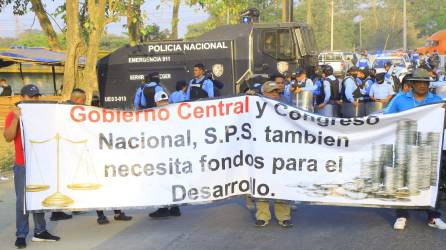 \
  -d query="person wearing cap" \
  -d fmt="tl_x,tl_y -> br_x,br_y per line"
186,63 -> 214,101
169,80 -> 188,103
289,68 -> 315,93
385,68 -> 446,230
3,84 -> 61,249
134,72 -> 165,110
368,72 -> 394,105
254,81 -> 293,228
315,65 -> 340,116
282,68 -> 315,108
148,91 -> 182,218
